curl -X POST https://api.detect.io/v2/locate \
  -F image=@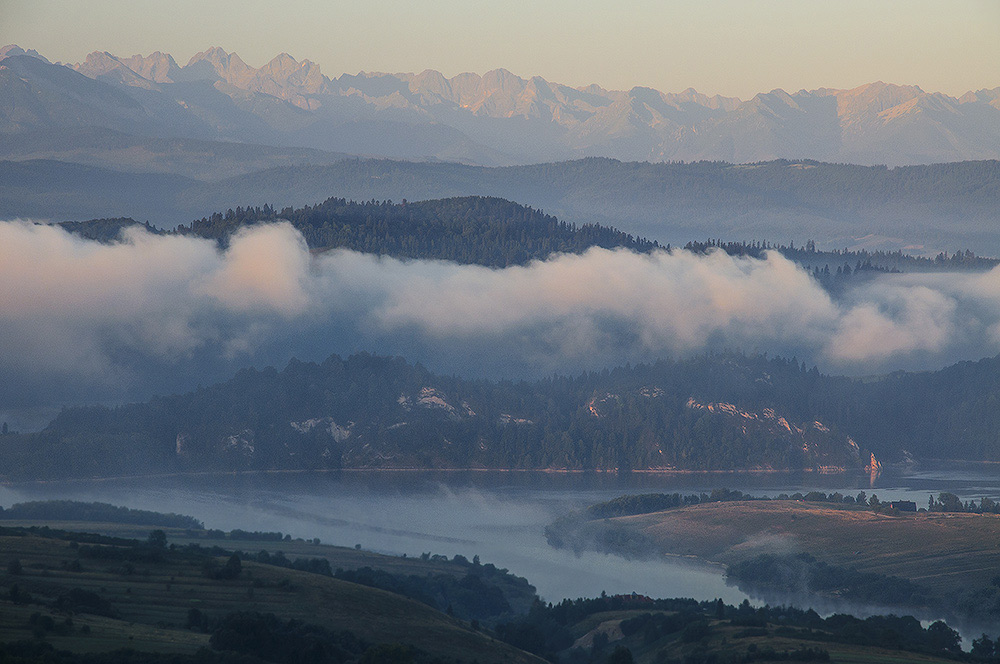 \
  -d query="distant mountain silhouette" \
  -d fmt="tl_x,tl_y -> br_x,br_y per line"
3,44 -> 1000,166
5,157 -> 1000,256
